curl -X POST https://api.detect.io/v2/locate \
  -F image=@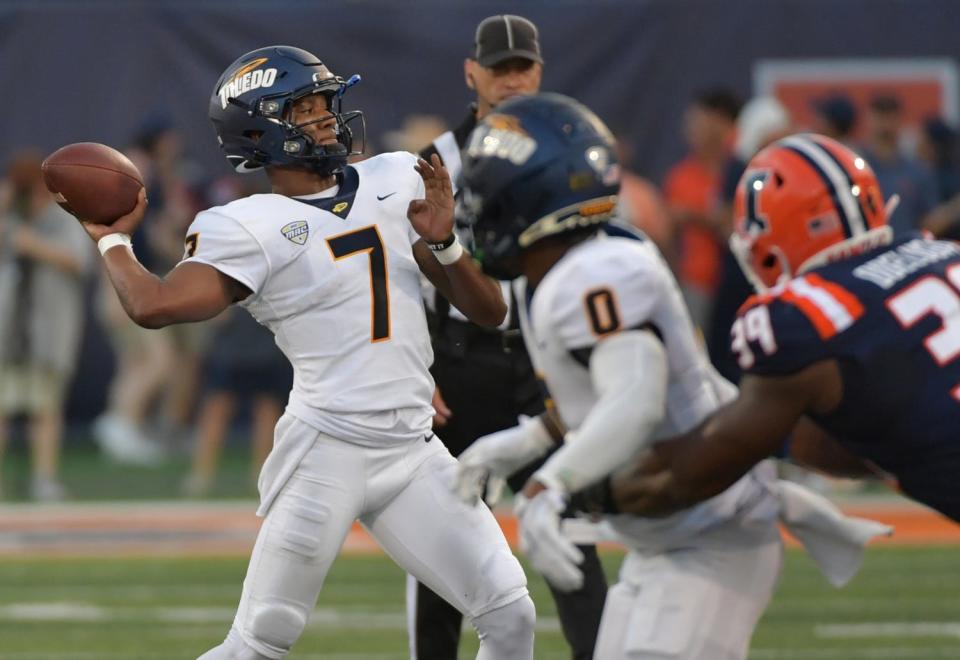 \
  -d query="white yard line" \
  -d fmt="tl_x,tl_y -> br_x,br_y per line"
0,601 -> 561,631
4,651 -> 959,660
815,621 -> 960,638
752,648 -> 960,659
